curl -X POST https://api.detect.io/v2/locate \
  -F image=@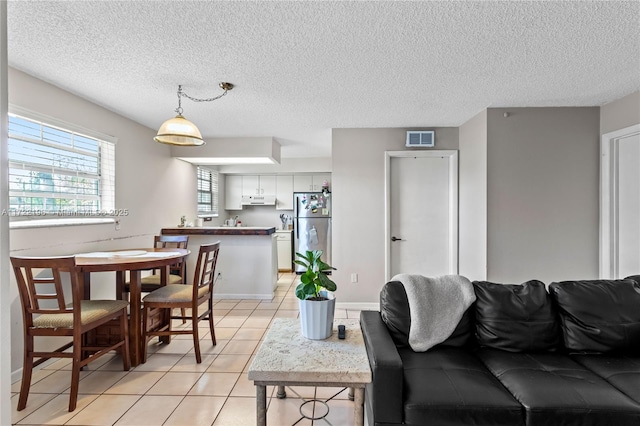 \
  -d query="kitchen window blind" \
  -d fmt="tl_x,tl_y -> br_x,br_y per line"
197,167 -> 218,216
7,112 -> 116,219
